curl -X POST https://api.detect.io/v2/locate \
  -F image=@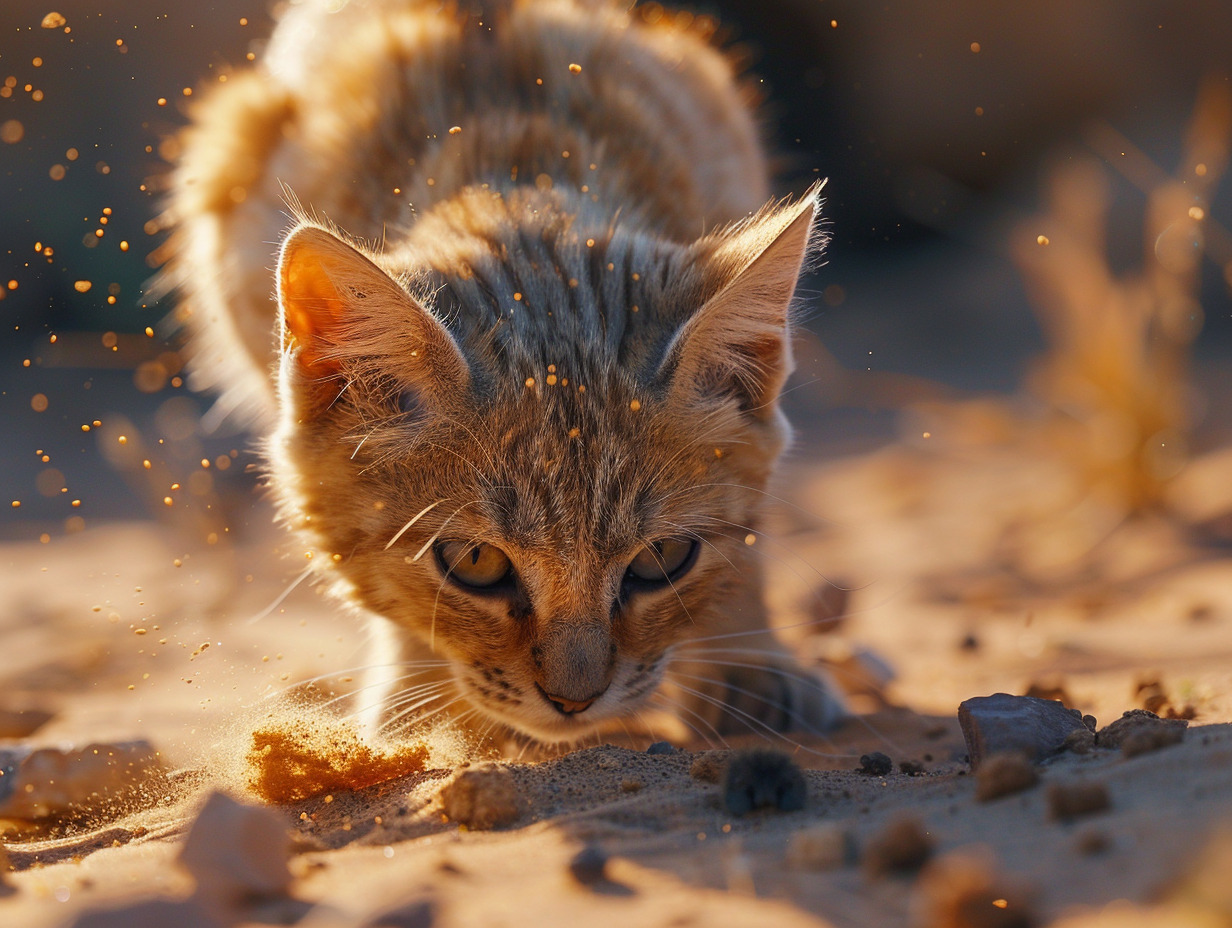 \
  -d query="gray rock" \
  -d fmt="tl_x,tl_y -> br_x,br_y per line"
958,693 -> 1089,769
